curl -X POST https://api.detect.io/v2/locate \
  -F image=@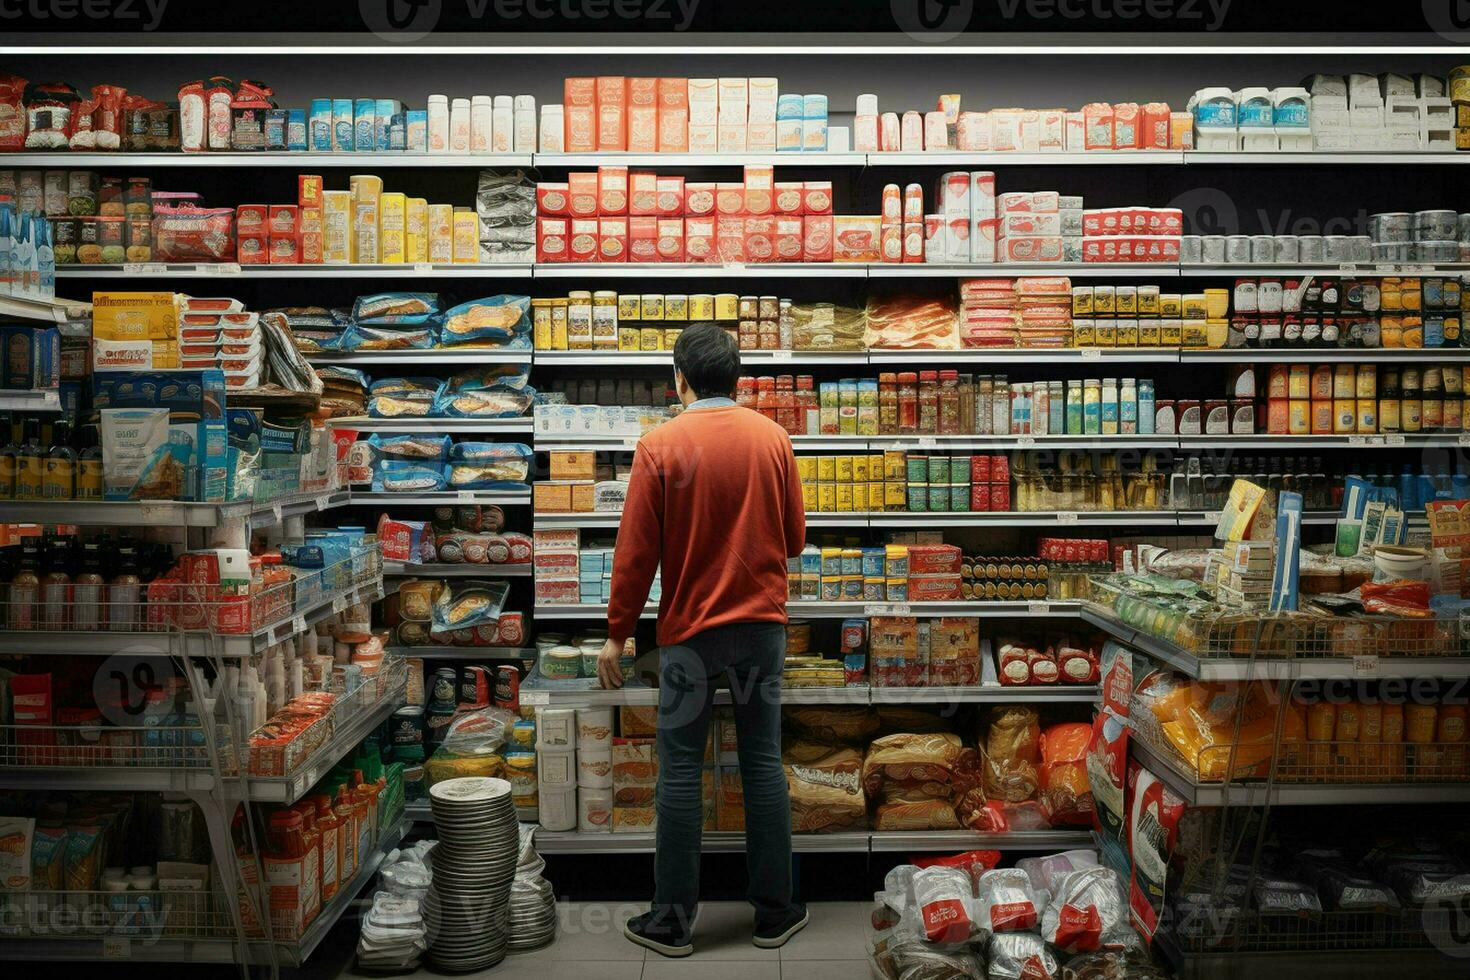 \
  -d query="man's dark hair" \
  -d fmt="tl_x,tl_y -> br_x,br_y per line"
672,322 -> 741,399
